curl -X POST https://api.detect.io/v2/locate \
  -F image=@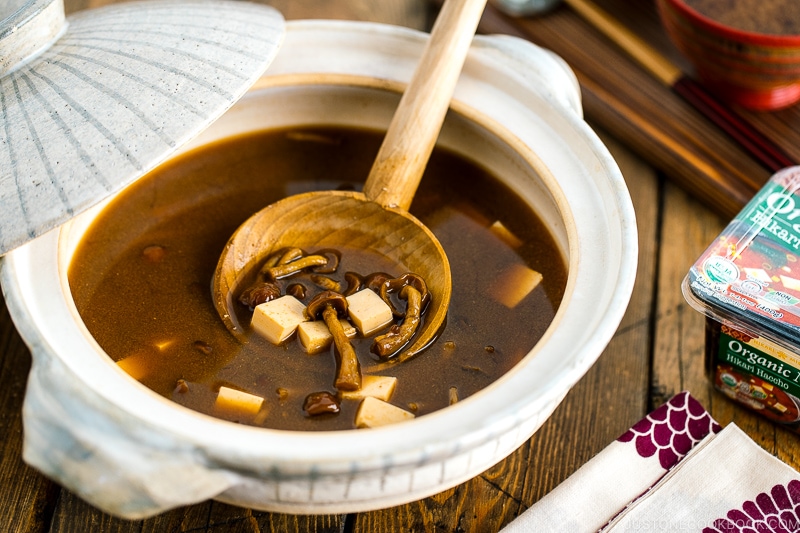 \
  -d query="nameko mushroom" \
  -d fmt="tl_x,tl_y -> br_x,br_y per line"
373,273 -> 431,358
306,290 -> 362,391
262,248 -> 341,280
238,247 -> 435,391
